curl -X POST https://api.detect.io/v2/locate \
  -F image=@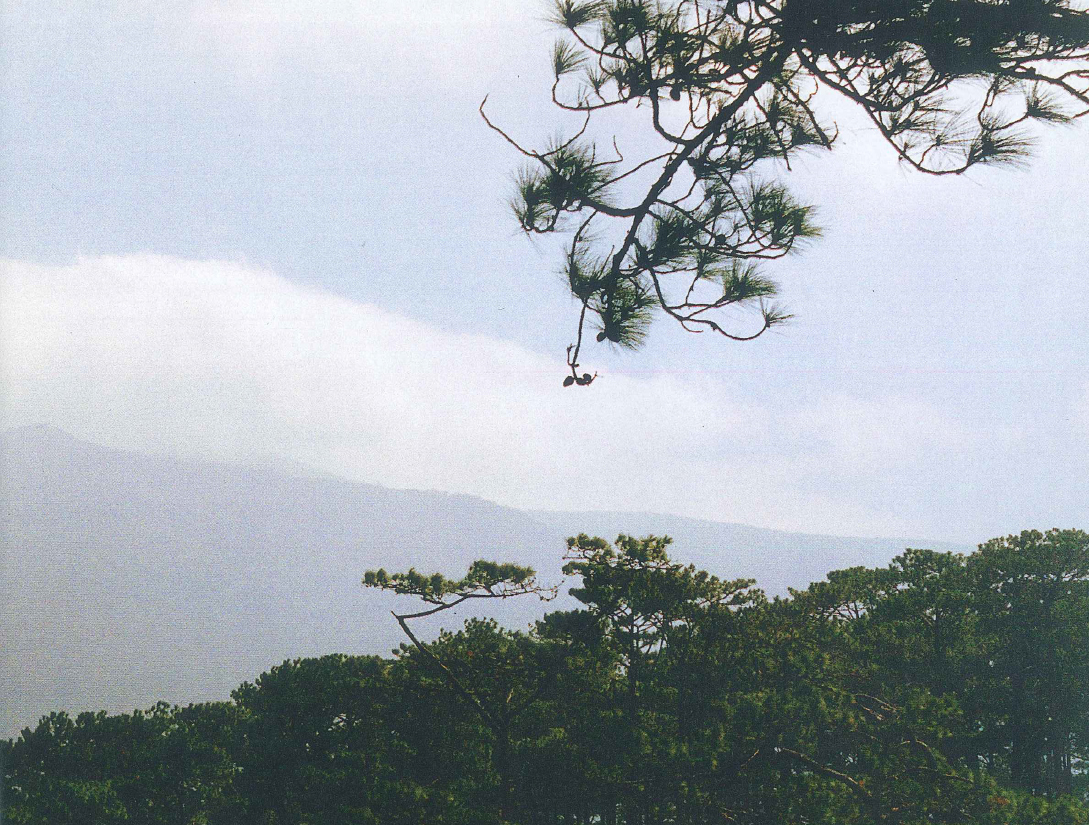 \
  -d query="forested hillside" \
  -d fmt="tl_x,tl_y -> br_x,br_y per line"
4,529 -> 1086,824
1,426 -> 962,739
